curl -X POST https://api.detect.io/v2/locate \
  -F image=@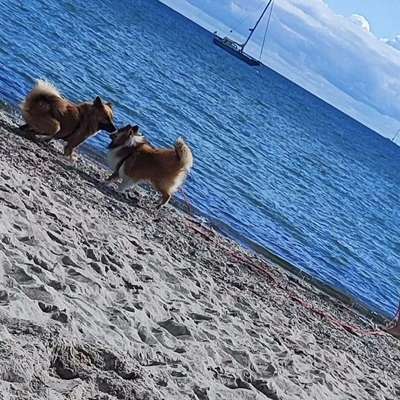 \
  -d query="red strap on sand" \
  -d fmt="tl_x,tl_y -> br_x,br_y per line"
289,294 -> 386,336
189,220 -> 390,338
